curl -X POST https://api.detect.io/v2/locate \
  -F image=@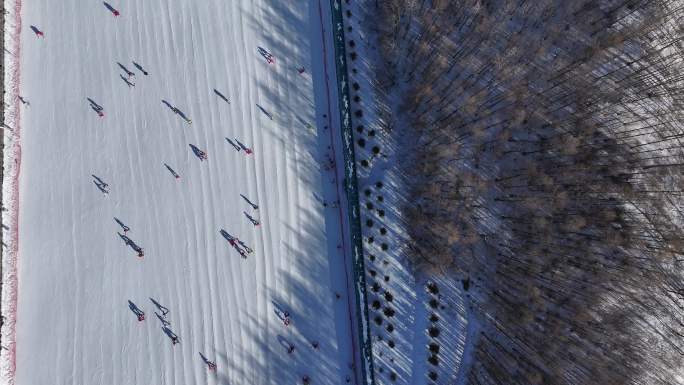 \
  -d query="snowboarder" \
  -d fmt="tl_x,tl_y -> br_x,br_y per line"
164,163 -> 180,179
132,61 -> 148,75
103,1 -> 120,16
244,211 -> 260,227
30,25 -> 44,38
189,144 -> 208,161
240,194 -> 259,210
